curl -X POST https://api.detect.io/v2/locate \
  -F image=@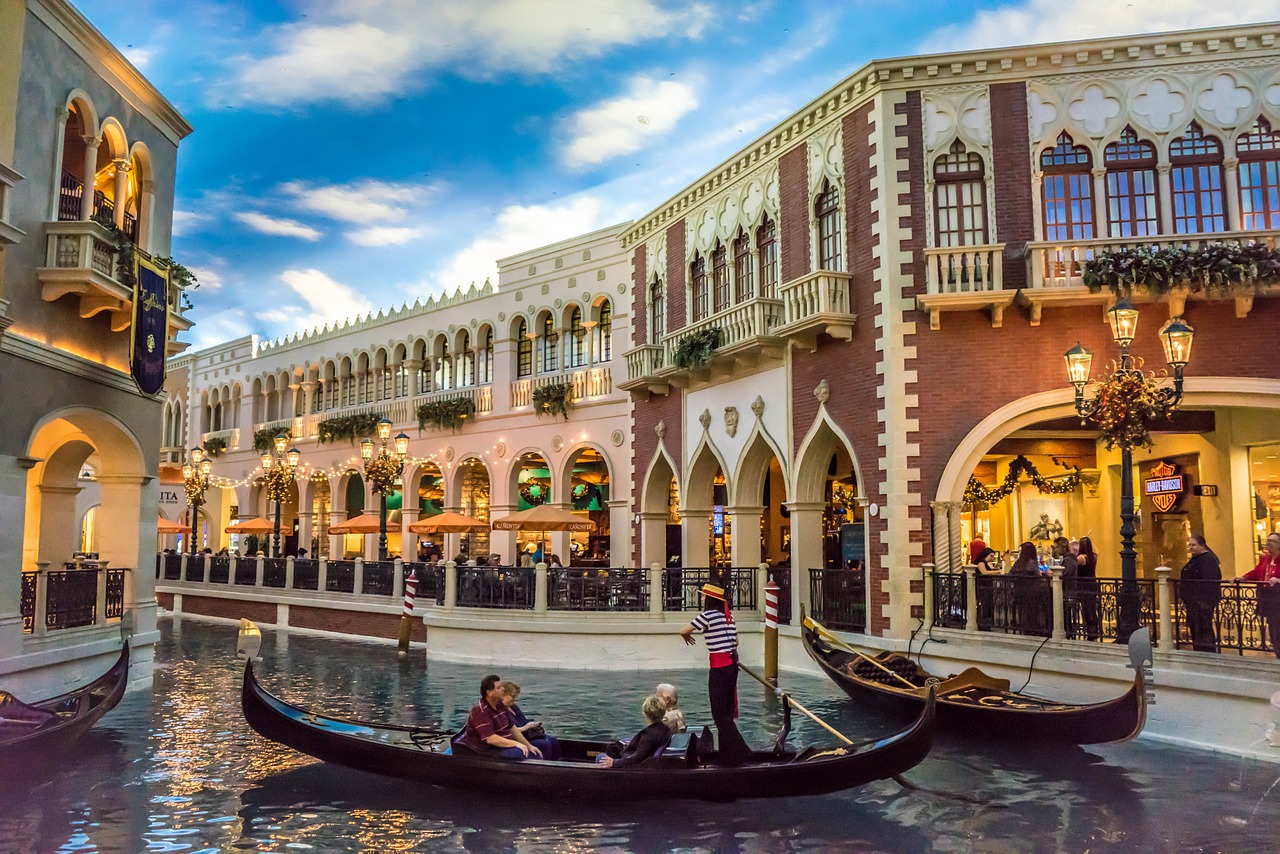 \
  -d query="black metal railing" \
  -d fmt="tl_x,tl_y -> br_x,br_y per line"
209,556 -> 230,584
293,559 -> 319,590
21,571 -> 36,633
326,560 -> 356,593
808,568 -> 866,633
45,569 -> 98,630
234,559 -> 257,586
155,553 -> 163,580
663,567 -> 757,611
1065,578 -> 1156,644
933,571 -> 968,628
403,563 -> 442,602
770,567 -> 792,625
1172,580 -> 1275,656
163,553 -> 183,581
262,558 -> 287,589
105,568 -> 125,620
550,568 -> 648,611
59,171 -> 83,220
362,561 -> 396,596
456,566 -> 534,609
